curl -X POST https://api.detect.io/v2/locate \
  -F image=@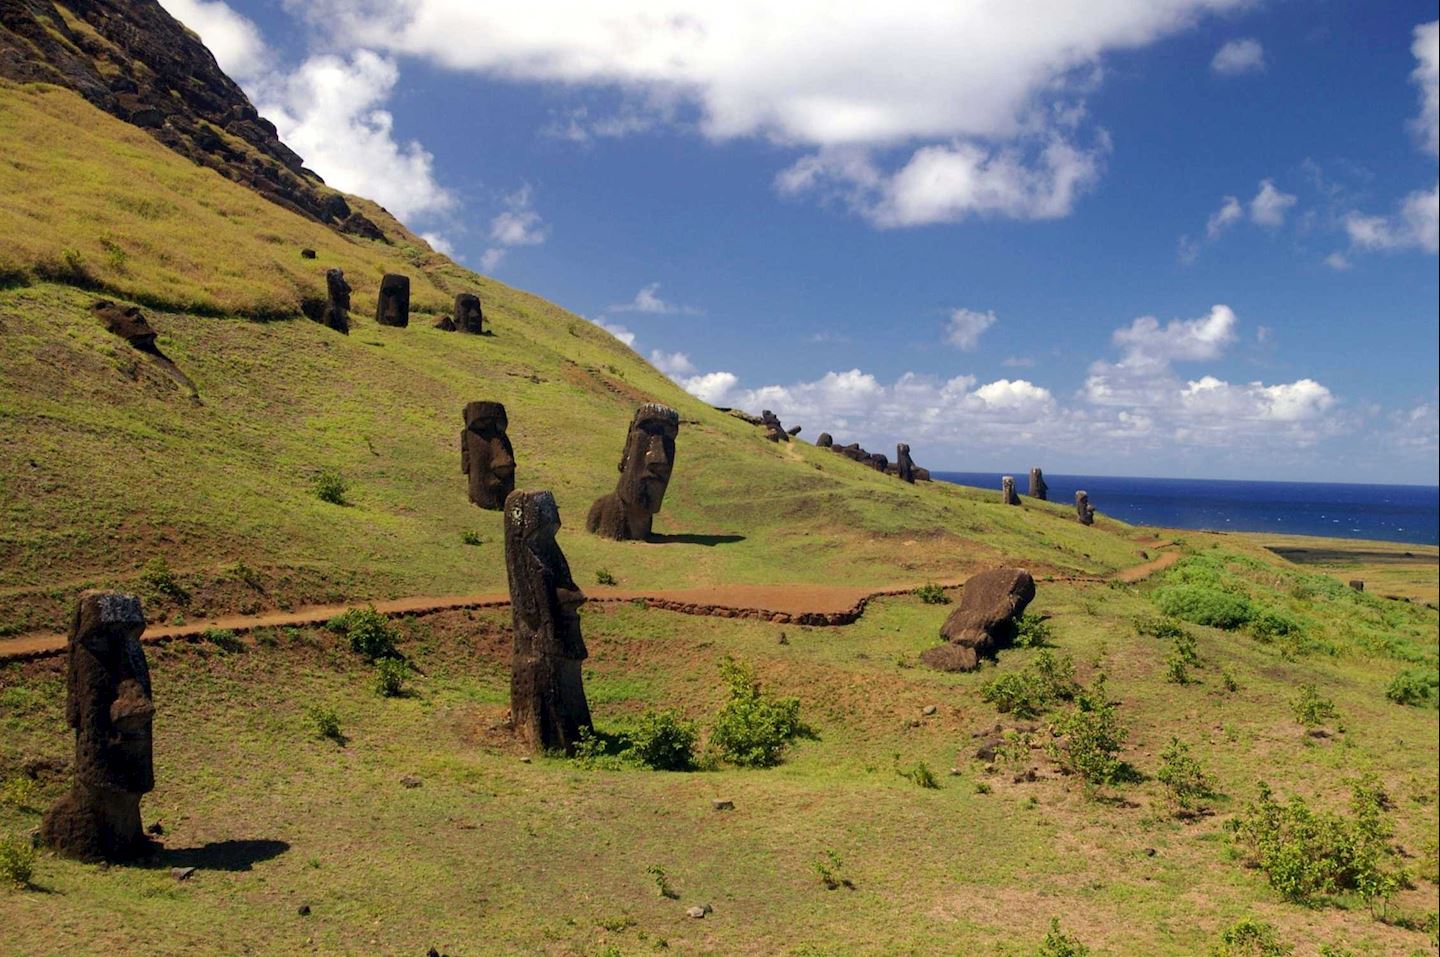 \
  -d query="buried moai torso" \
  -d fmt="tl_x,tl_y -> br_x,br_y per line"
460,401 -> 516,510
1002,476 -> 1020,506
323,268 -> 351,334
504,490 -> 593,753
454,293 -> 485,334
375,273 -> 410,327
585,404 -> 679,541
1075,490 -> 1095,525
896,444 -> 916,483
41,591 -> 155,861
816,433 -> 833,449
1029,468 -> 1048,500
